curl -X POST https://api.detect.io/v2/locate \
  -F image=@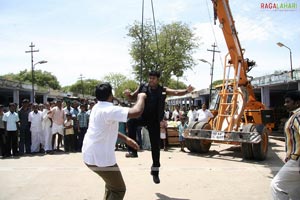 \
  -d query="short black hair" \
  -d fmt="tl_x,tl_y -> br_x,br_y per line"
149,70 -> 161,78
284,91 -> 300,102
22,99 -> 29,103
9,103 -> 15,107
95,82 -> 113,101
